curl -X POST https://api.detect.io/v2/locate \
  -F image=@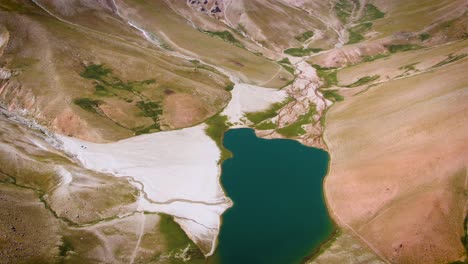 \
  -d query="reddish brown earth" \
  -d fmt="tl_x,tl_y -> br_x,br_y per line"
163,93 -> 211,129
